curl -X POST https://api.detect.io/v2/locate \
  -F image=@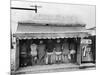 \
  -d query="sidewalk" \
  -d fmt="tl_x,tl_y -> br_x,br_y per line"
79,63 -> 96,69
15,63 -> 79,74
12,63 -> 96,74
